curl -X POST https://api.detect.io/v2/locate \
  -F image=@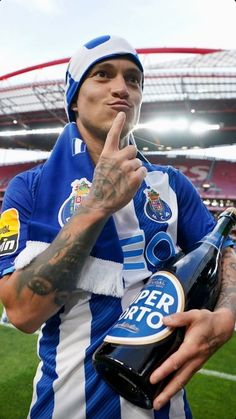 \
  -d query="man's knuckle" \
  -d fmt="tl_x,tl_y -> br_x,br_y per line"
175,377 -> 185,391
